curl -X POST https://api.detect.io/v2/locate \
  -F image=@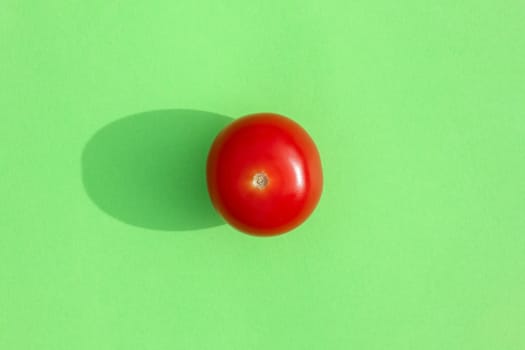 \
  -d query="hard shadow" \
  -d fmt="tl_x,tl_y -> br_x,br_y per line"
81,109 -> 233,231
